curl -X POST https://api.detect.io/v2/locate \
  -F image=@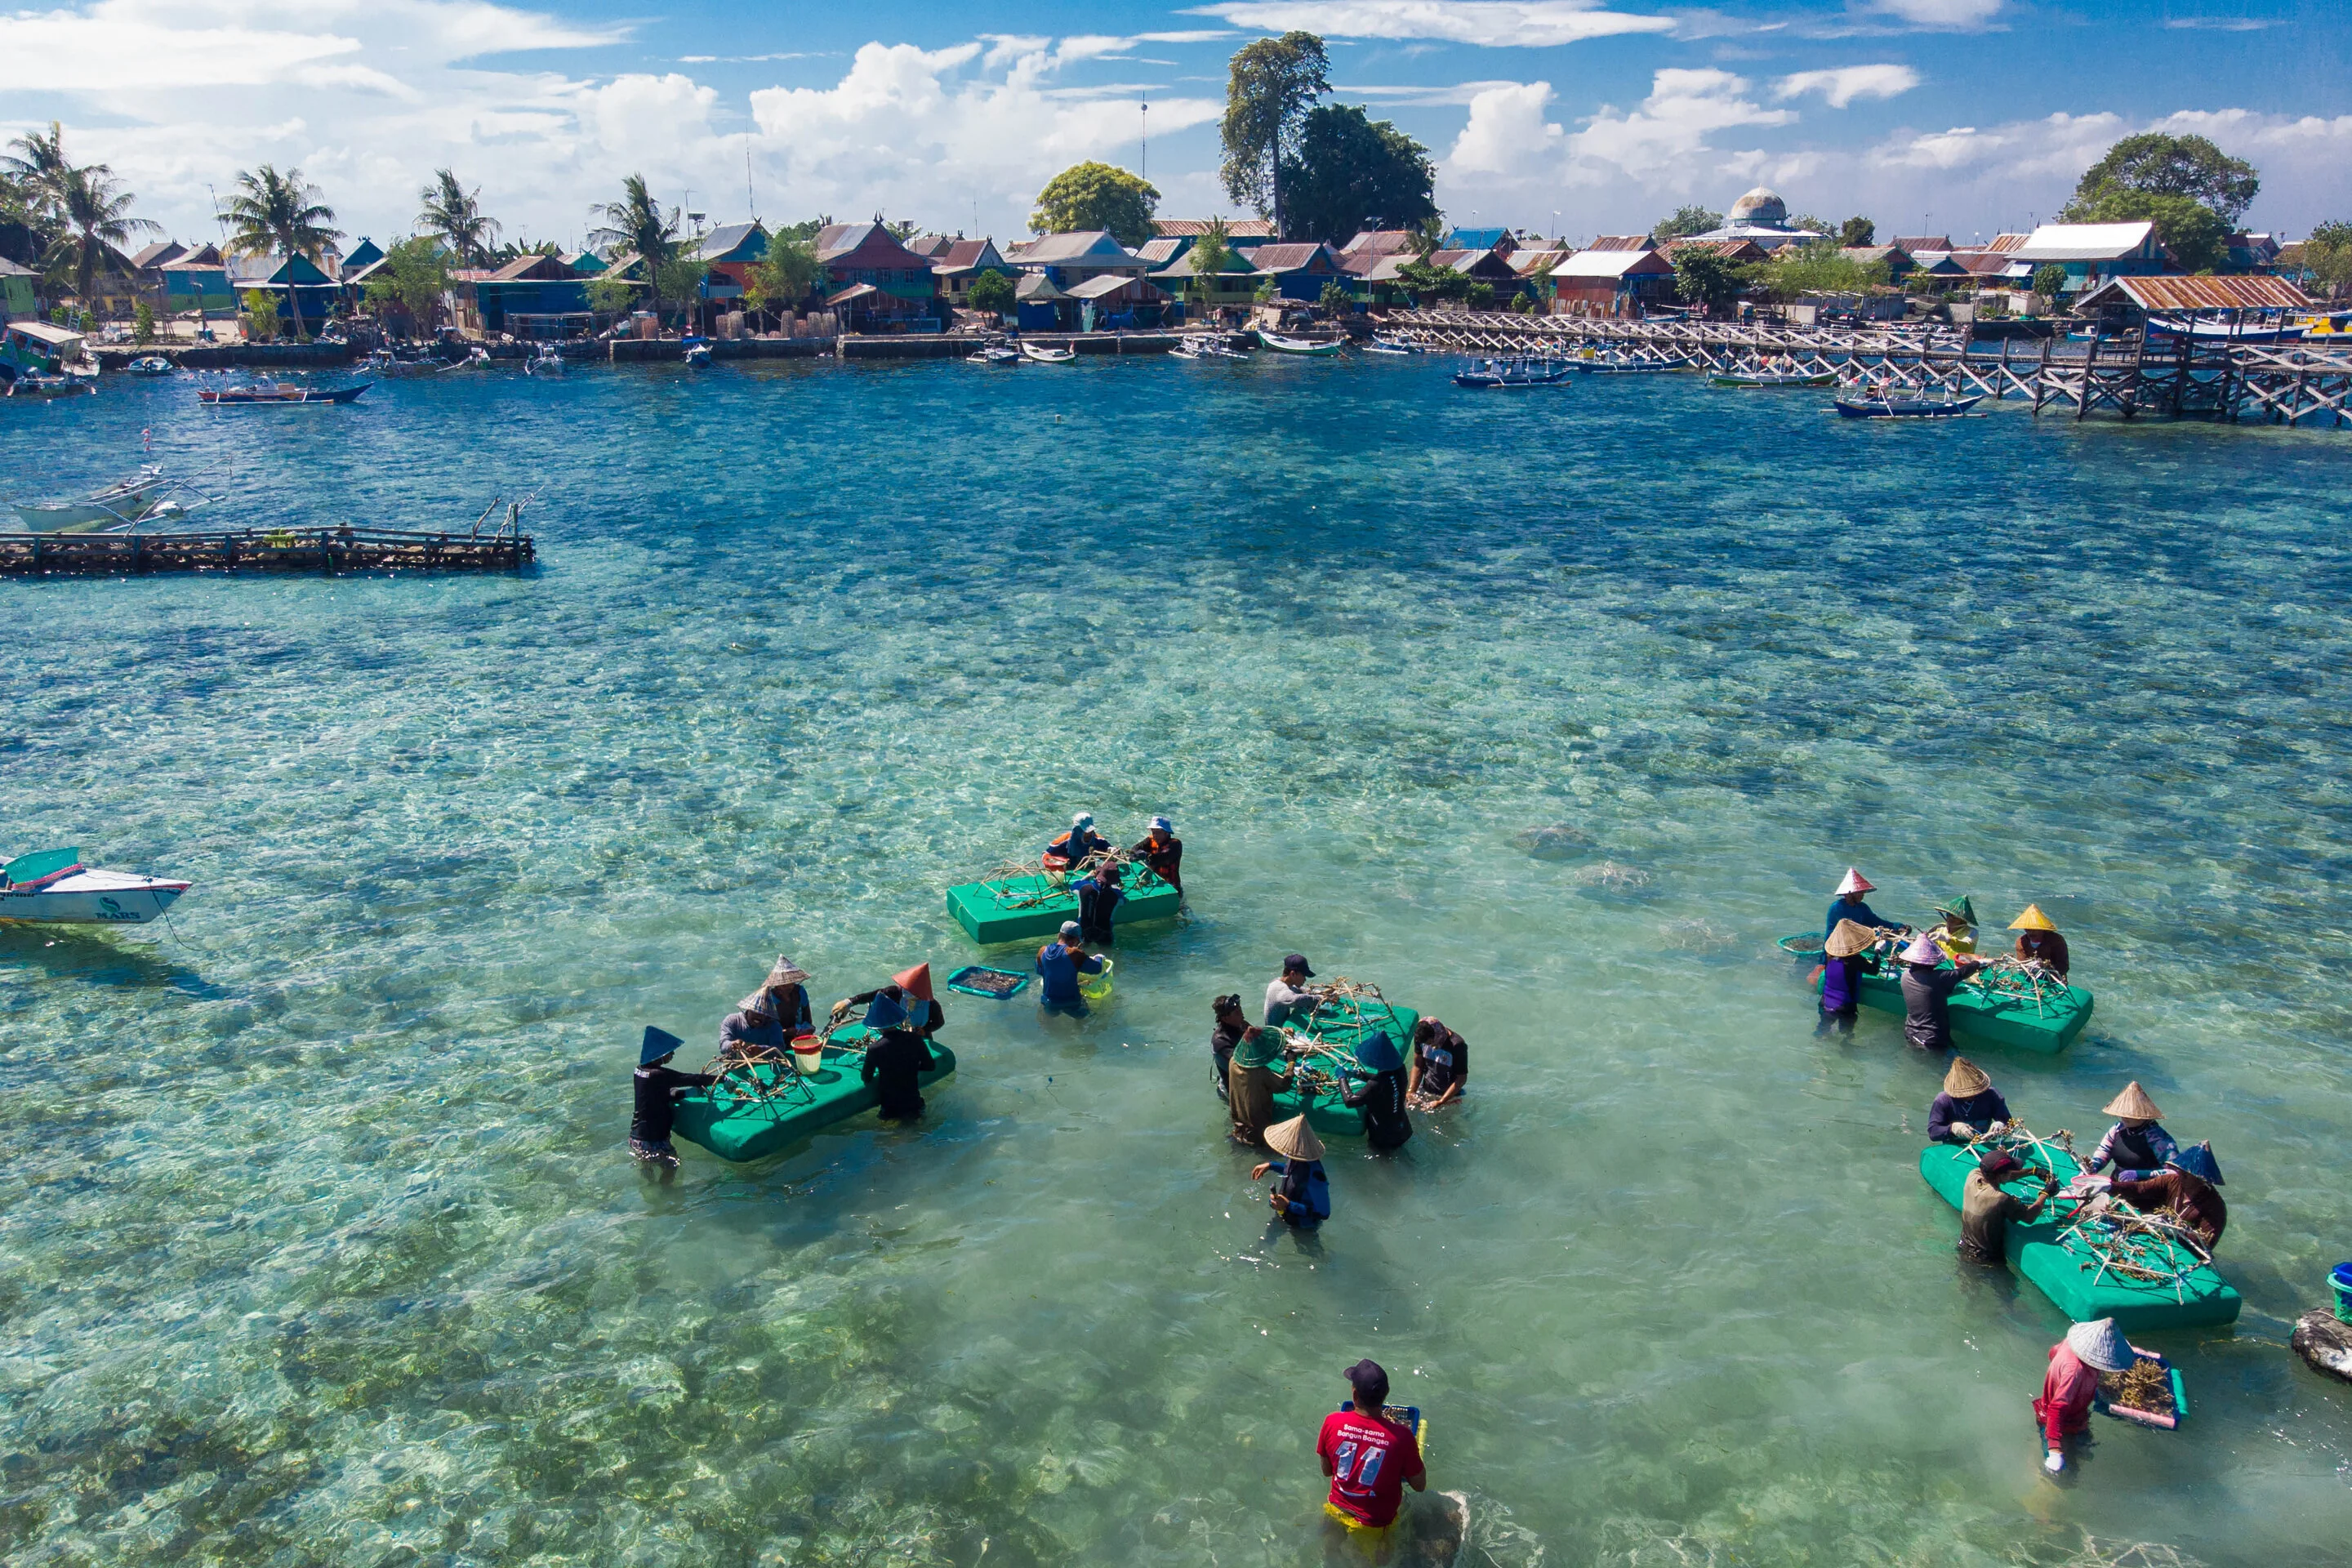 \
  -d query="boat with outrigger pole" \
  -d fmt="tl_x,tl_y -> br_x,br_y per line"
1452,355 -> 1573,389
10,460 -> 224,533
